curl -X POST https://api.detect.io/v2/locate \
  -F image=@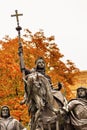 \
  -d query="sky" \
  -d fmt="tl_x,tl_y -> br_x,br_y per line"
0,0 -> 87,71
